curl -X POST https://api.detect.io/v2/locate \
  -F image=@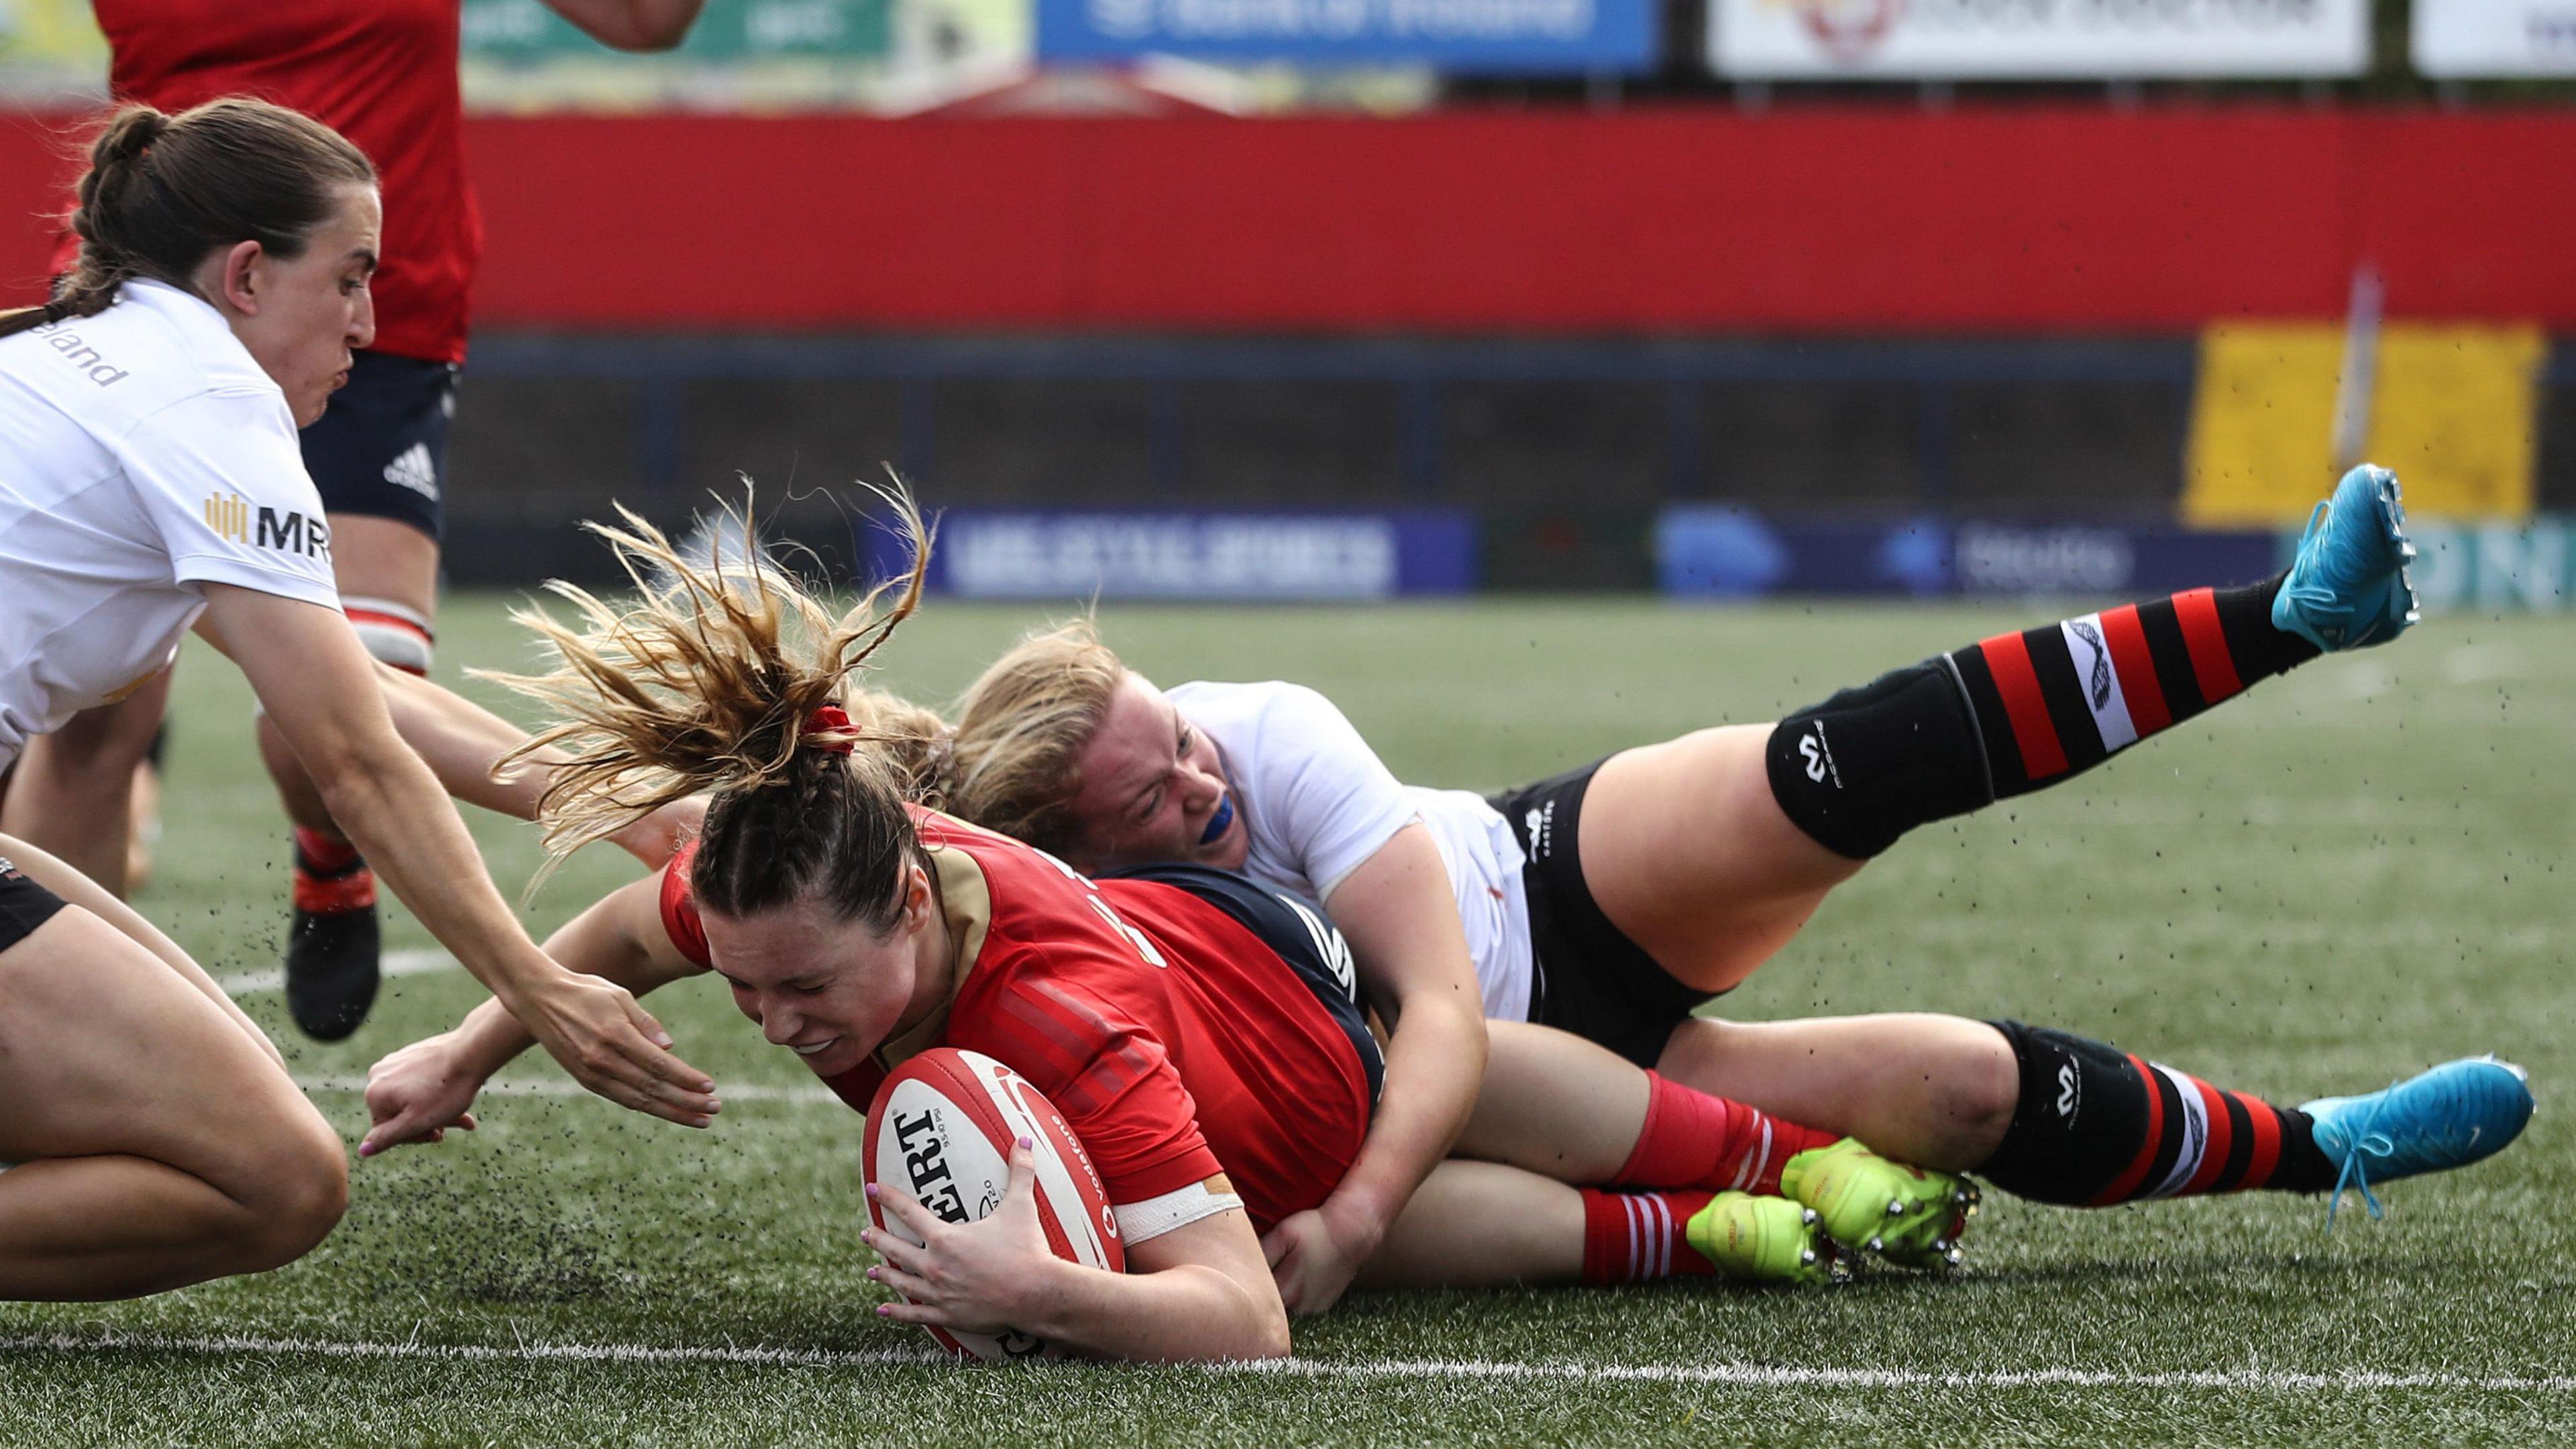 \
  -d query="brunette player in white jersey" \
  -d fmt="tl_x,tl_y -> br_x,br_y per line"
6,0 -> 712,1046
0,101 -> 716,1299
